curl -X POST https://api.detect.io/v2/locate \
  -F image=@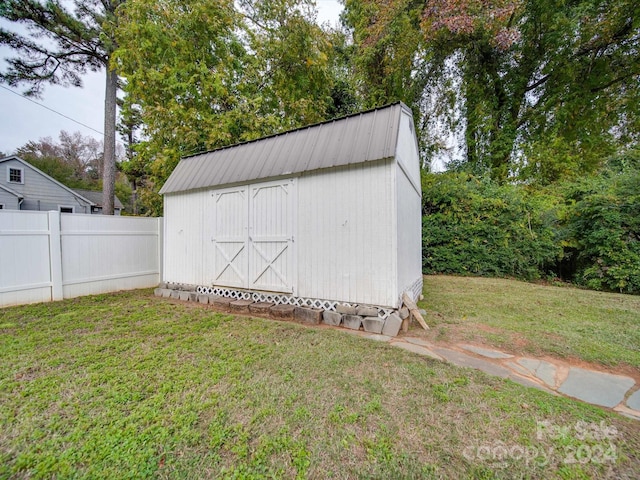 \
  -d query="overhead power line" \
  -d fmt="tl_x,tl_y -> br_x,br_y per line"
0,83 -> 104,136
